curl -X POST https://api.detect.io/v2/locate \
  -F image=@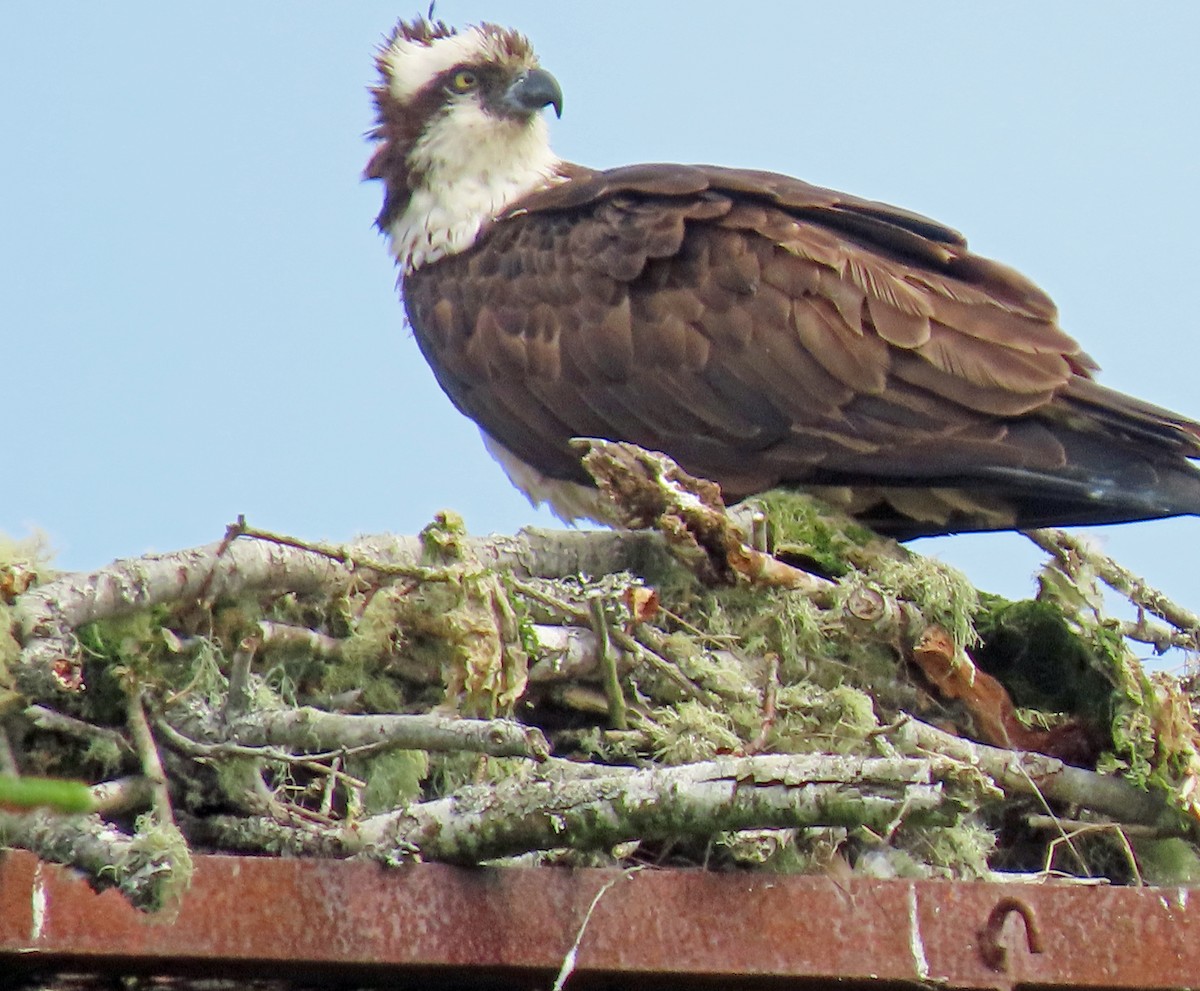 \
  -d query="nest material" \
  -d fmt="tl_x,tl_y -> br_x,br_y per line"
3,442 -> 1200,910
